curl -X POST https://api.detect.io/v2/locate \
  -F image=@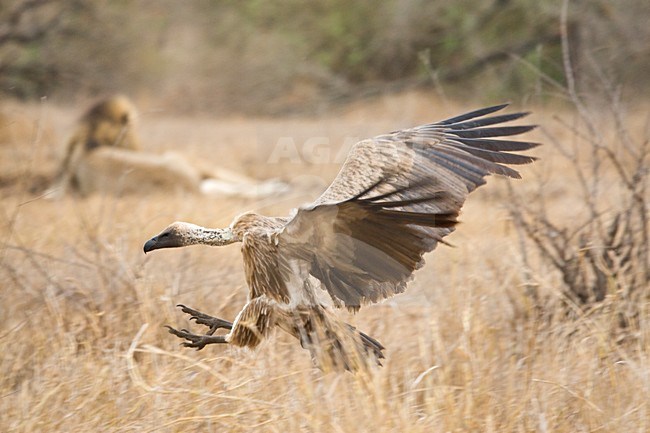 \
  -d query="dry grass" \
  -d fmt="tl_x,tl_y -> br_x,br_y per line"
1,93 -> 649,432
